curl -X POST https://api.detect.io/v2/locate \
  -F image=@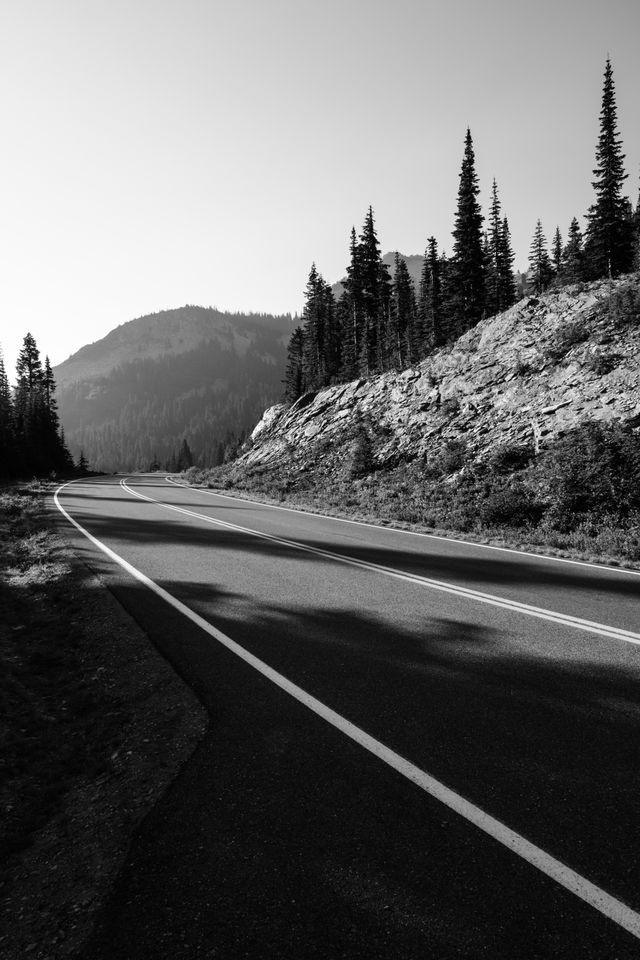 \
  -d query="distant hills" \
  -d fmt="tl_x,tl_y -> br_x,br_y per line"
54,306 -> 295,472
